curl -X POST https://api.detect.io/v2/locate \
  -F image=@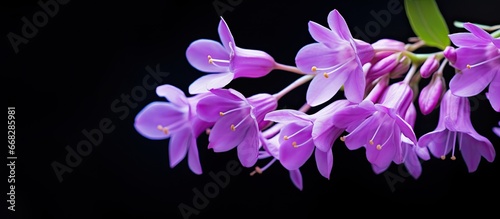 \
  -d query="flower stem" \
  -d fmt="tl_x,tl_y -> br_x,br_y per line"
274,63 -> 307,75
492,29 -> 500,38
273,75 -> 314,100
403,64 -> 418,84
